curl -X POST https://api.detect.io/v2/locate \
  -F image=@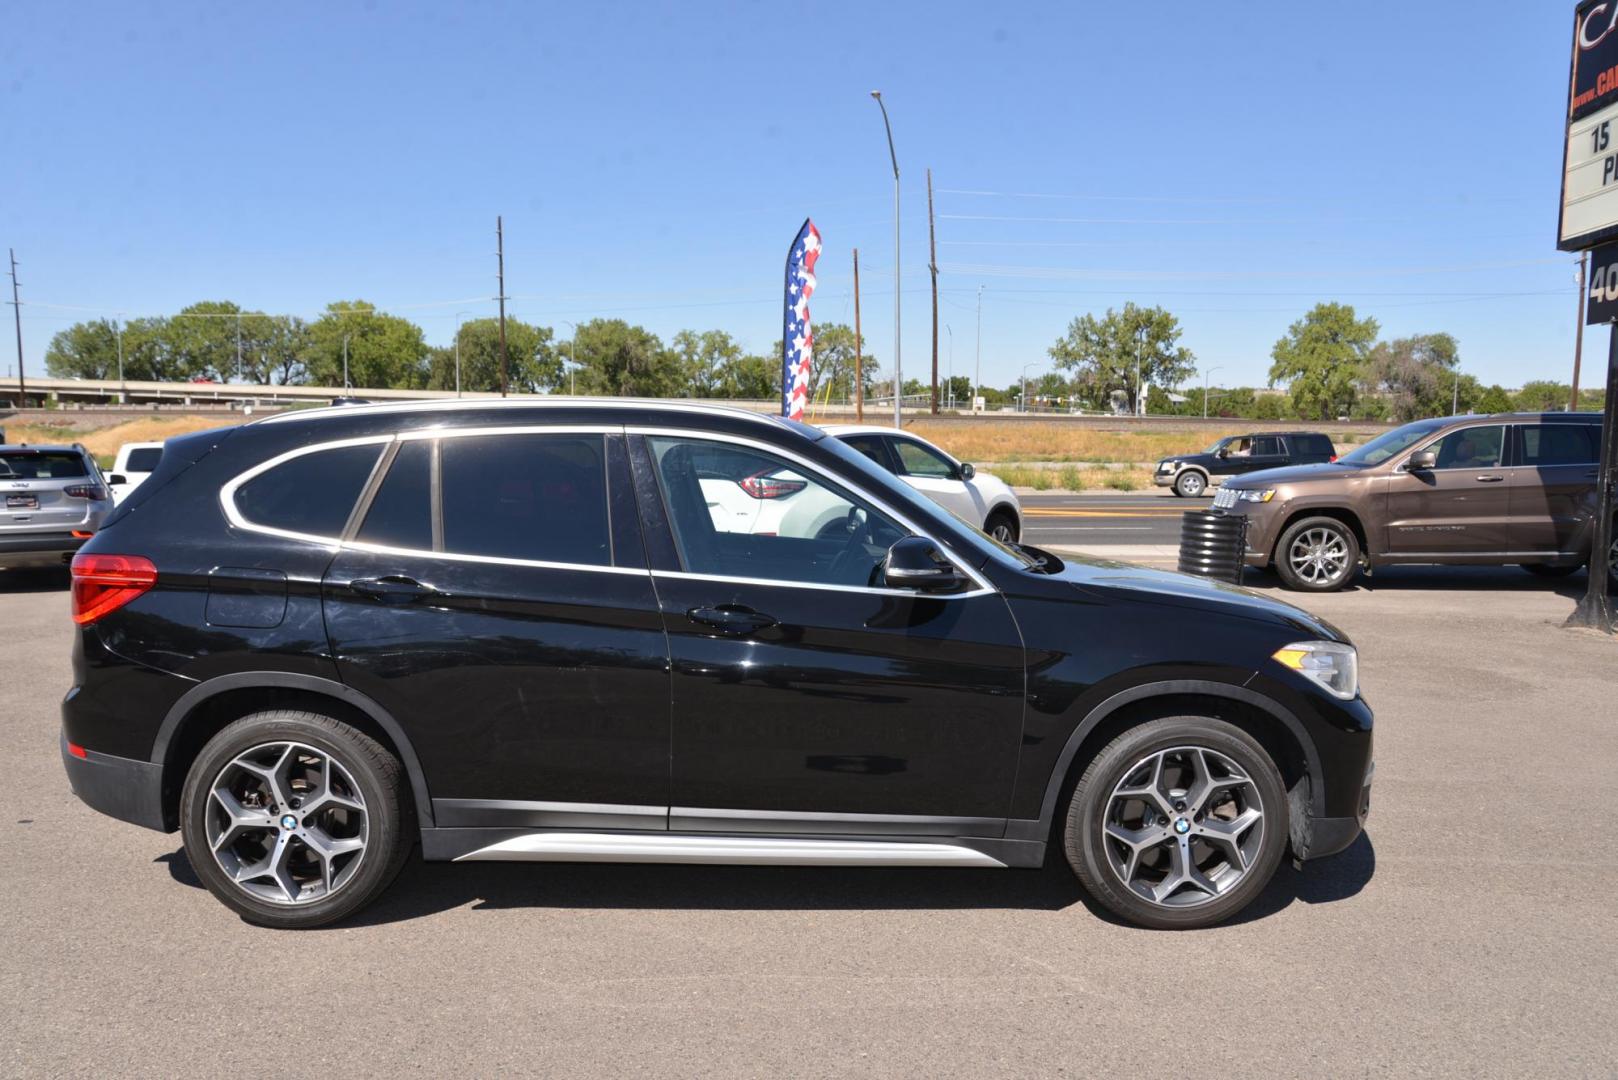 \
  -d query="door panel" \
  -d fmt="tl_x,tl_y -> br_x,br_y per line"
322,432 -> 672,812
1385,425 -> 1511,554
1508,424 -> 1600,553
640,434 -> 1026,824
